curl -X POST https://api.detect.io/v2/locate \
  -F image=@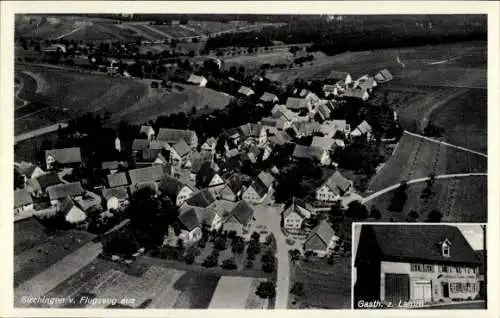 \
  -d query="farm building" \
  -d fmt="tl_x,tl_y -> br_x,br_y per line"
328,70 -> 349,81
170,139 -> 192,164
315,171 -> 353,202
201,137 -> 217,153
375,69 -> 394,83
106,172 -> 129,188
101,161 -> 120,174
128,165 -> 165,185
132,139 -> 150,152
187,74 -> 208,87
195,162 -> 225,194
354,225 -> 482,305
46,182 -> 85,206
344,87 -> 369,101
26,172 -> 62,196
238,123 -> 267,146
311,136 -> 337,151
45,147 -> 82,170
303,220 -> 339,257
14,161 -> 45,181
102,187 -> 129,211
157,128 -> 198,148
242,177 -> 270,204
222,200 -> 255,237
